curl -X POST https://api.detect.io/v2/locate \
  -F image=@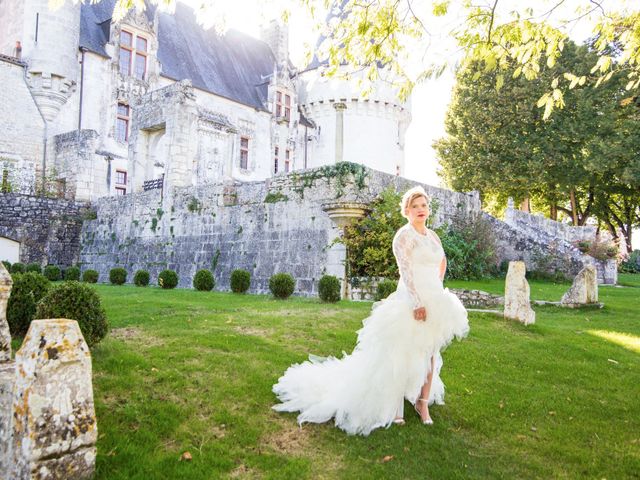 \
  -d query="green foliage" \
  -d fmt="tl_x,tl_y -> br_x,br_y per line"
36,281 -> 108,348
193,269 -> 215,291
158,269 -> 178,289
187,197 -> 202,213
26,263 -> 42,274
11,262 -> 25,274
290,162 -> 368,198
620,250 -> 640,273
264,191 -> 289,203
437,214 -> 499,280
2,260 -> 10,272
43,265 -> 61,281
151,217 -> 158,232
134,270 -> 150,287
230,269 -> 251,293
6,272 -> 50,336
318,275 -> 341,303
269,273 -> 295,299
64,266 -> 81,281
82,269 -> 99,283
374,279 -> 397,301
109,267 -> 127,285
